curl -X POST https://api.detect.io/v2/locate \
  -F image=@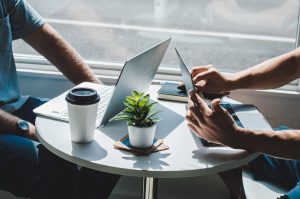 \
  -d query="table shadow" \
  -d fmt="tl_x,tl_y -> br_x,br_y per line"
192,147 -> 251,165
122,152 -> 171,170
189,132 -> 251,165
71,141 -> 107,161
99,102 -> 184,141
